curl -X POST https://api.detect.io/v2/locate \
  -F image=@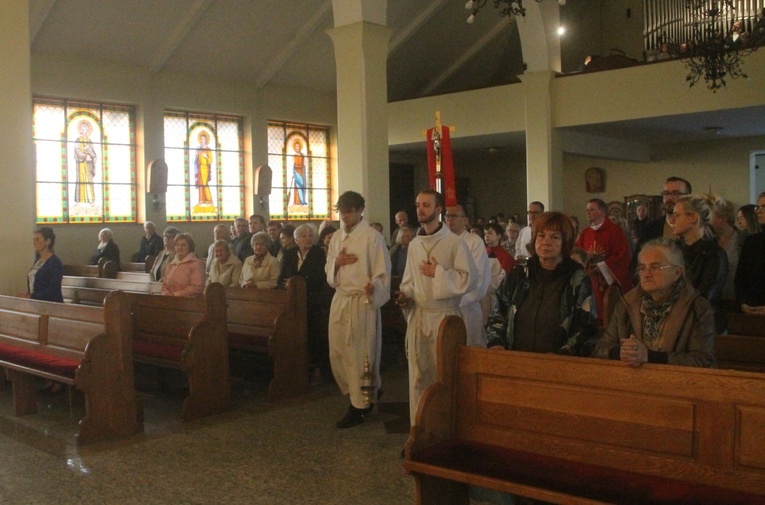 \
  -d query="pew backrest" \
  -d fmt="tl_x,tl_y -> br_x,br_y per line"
406,316 -> 765,499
